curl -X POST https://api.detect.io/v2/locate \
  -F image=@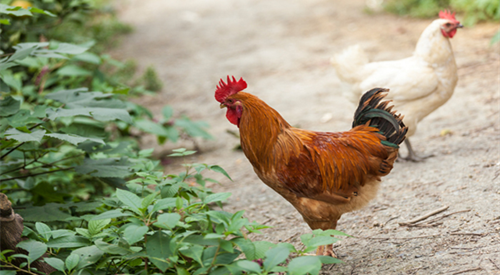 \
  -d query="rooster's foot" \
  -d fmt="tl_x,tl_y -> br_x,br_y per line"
316,244 -> 337,258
